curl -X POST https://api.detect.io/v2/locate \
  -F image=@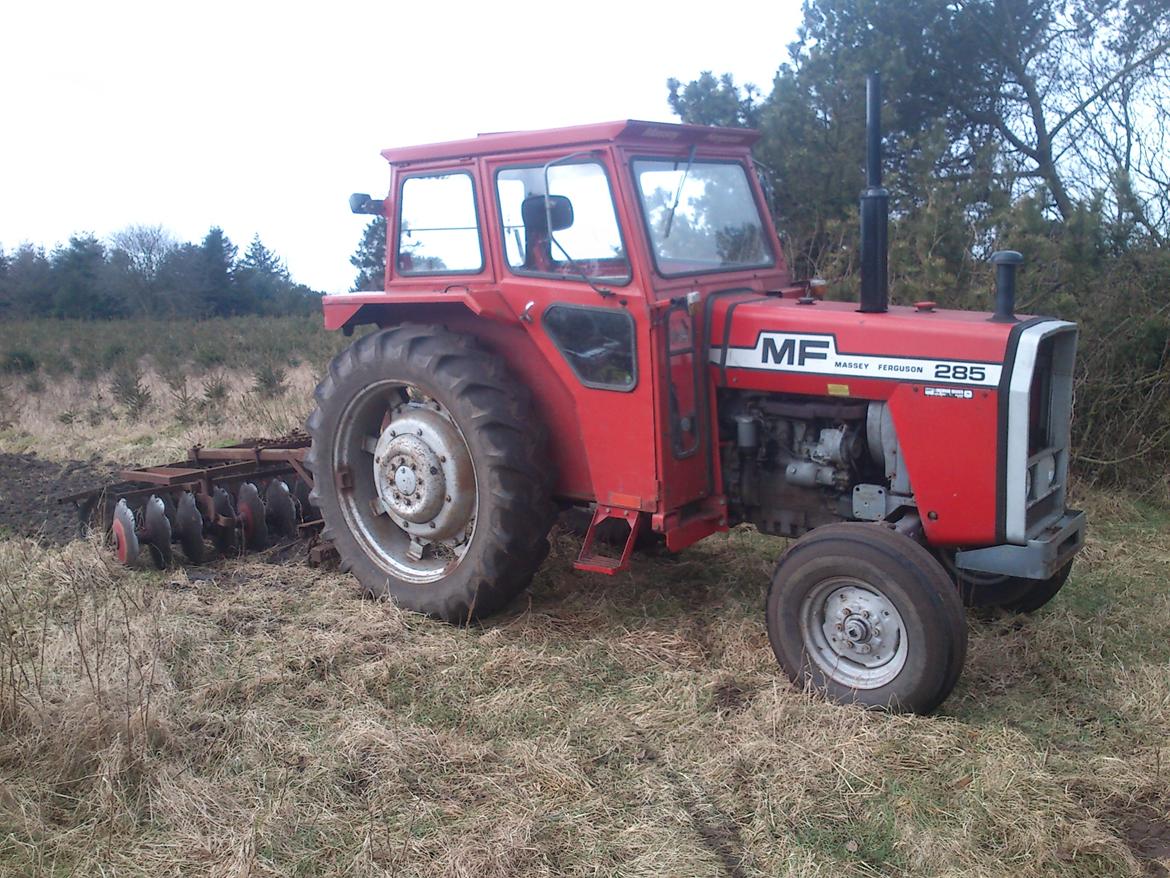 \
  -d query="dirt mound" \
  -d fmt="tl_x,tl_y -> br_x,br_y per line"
0,453 -> 117,544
